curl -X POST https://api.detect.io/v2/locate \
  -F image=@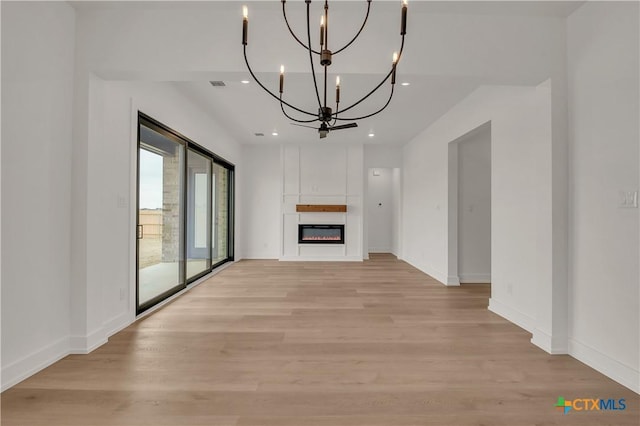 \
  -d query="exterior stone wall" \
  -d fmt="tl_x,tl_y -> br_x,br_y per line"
162,148 -> 183,262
